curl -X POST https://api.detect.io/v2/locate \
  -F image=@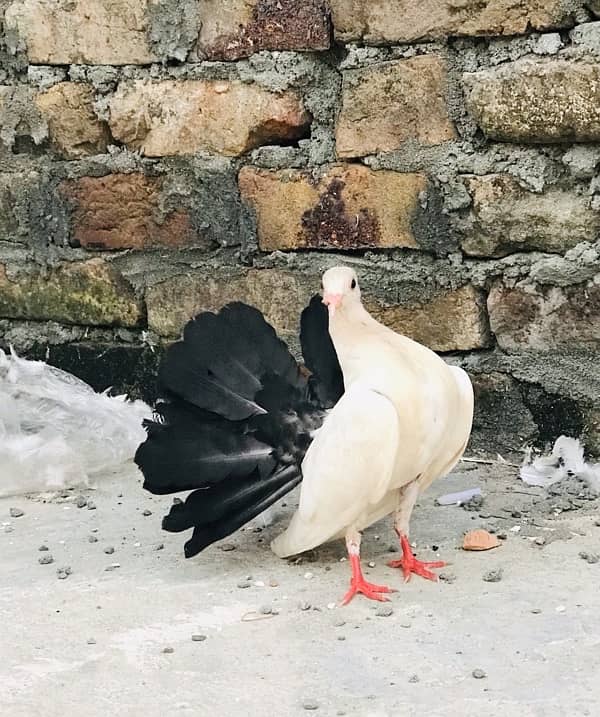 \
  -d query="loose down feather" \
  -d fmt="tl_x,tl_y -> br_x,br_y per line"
136,299 -> 343,557
0,348 -> 151,498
